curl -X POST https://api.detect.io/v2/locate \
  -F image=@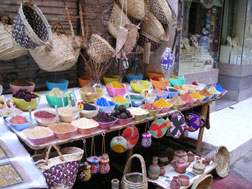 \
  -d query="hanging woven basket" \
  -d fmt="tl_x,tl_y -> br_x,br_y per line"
213,146 -> 230,178
108,2 -> 132,39
119,0 -> 147,20
0,15 -> 27,60
149,0 -> 173,24
11,1 -> 52,49
29,32 -> 81,72
138,31 -> 161,52
87,34 -> 115,64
